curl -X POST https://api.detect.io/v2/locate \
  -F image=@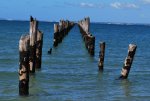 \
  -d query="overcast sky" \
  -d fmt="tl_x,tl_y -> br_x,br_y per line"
0,0 -> 150,23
